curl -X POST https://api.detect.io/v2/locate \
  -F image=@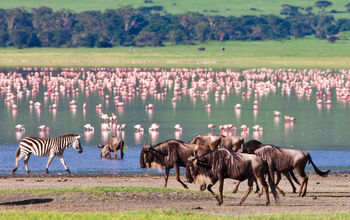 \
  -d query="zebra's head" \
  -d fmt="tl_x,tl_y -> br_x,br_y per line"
72,135 -> 83,153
